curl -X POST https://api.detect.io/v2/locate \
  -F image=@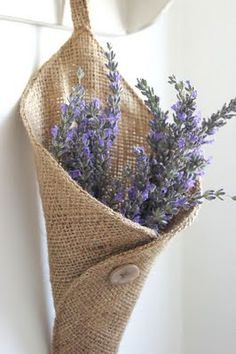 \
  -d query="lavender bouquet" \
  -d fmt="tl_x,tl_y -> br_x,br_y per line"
51,43 -> 236,234
21,0 -> 236,348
